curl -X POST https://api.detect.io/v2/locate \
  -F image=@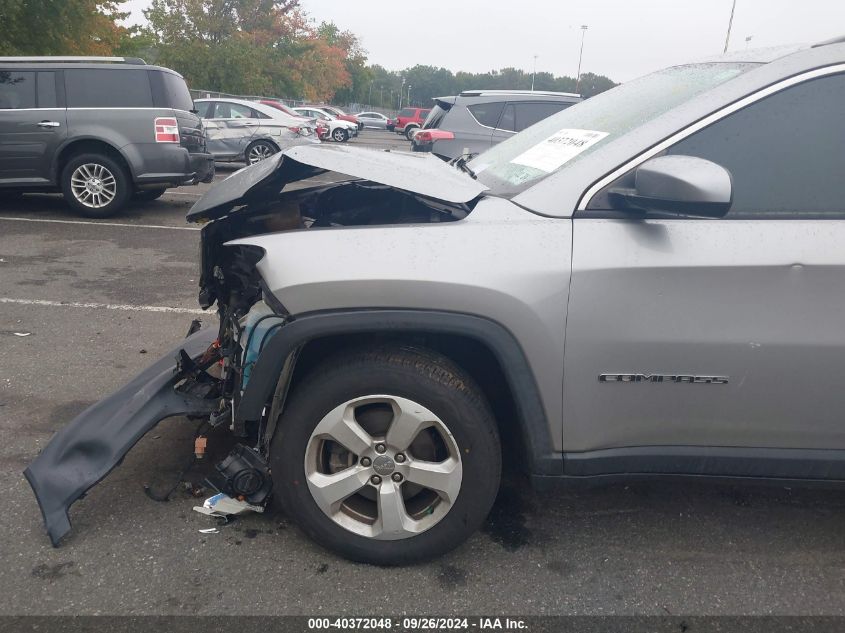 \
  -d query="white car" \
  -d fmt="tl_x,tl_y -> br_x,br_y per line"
293,107 -> 358,142
195,98 -> 319,165
355,111 -> 391,129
